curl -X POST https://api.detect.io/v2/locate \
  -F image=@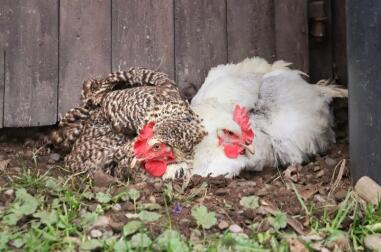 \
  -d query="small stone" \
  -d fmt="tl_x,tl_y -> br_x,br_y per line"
325,157 -> 337,166
229,224 -> 243,233
313,166 -> 321,172
148,195 -> 156,203
153,182 -> 162,192
49,153 -> 61,162
4,189 -> 14,196
218,220 -> 229,230
112,203 -> 122,212
334,189 -> 347,201
238,181 -> 257,187
90,229 -> 103,238
215,188 -> 229,196
316,170 -> 325,178
179,218 -> 191,225
364,234 -> 381,252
